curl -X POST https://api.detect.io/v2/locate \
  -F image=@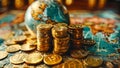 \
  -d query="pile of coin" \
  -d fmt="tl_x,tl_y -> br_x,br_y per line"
37,24 -> 53,52
52,23 -> 70,55
68,24 -> 83,49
